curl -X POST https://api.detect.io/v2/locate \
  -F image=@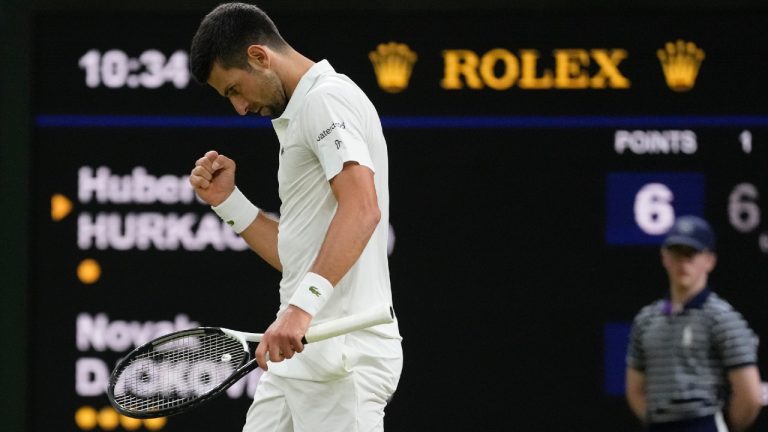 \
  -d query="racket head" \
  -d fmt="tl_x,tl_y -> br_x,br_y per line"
107,327 -> 257,419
